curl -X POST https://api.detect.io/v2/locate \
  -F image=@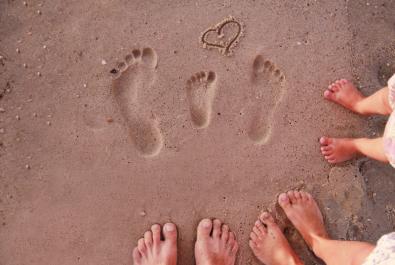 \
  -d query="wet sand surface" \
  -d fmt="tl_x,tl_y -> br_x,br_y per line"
0,0 -> 394,264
